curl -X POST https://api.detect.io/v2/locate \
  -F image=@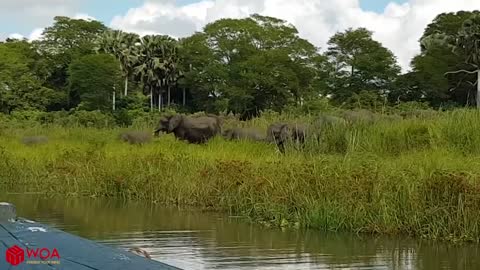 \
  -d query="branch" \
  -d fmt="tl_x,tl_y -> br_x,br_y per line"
466,80 -> 479,86
445,69 -> 479,76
